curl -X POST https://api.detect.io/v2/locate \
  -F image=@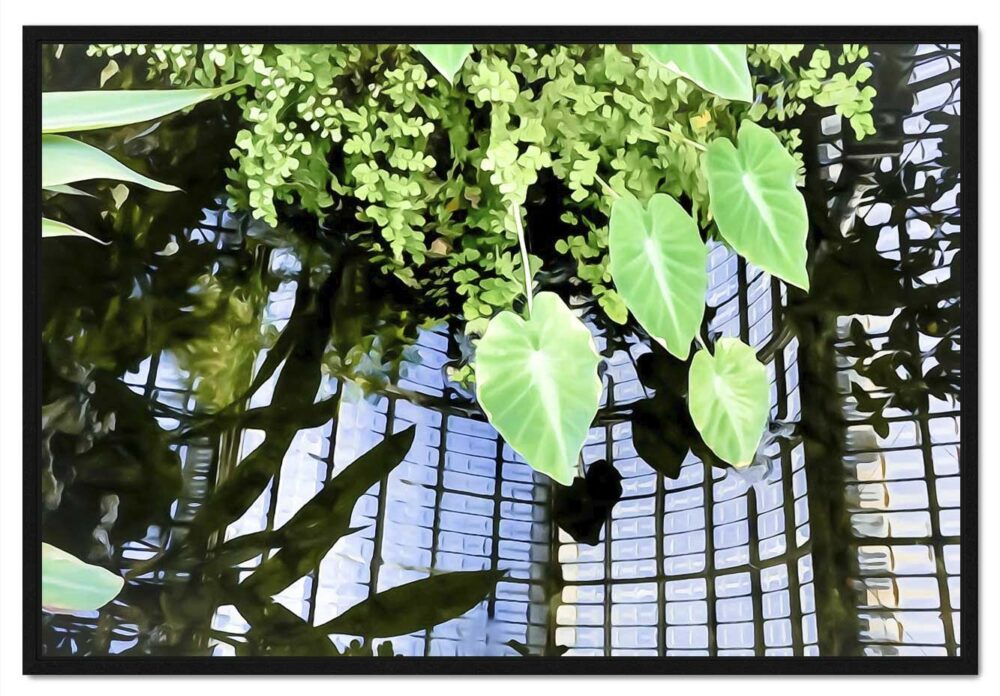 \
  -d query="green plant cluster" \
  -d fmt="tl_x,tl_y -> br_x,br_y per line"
173,269 -> 276,411
89,43 -> 877,329
747,44 -> 877,139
